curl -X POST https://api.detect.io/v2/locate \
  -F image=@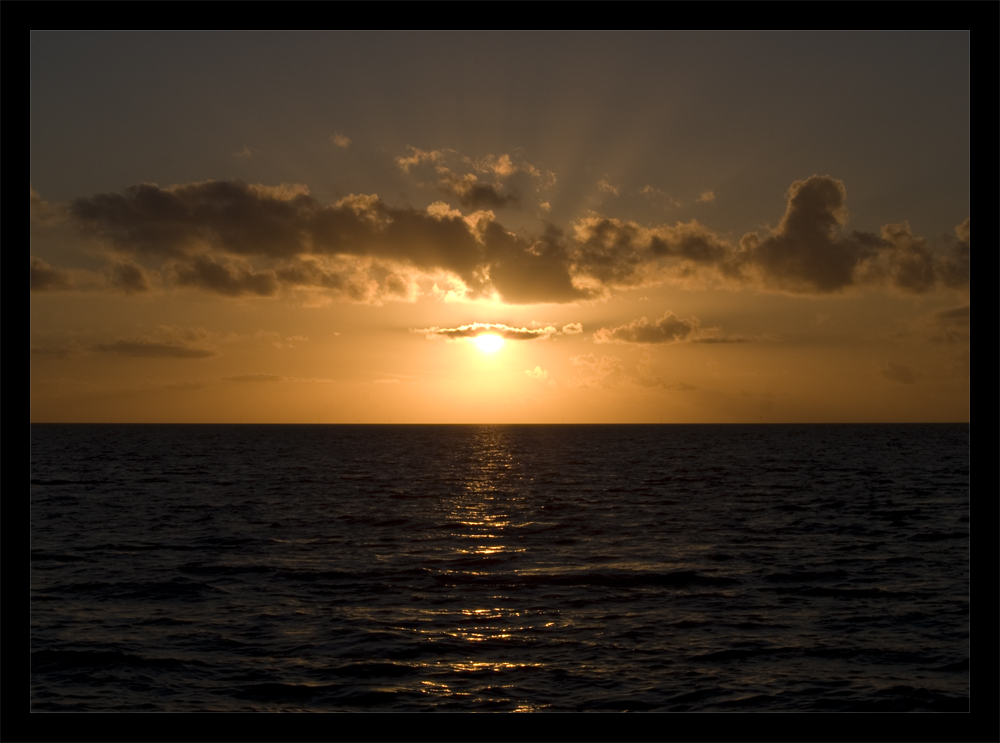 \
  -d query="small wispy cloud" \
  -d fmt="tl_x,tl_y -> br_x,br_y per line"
414,322 -> 561,341
332,133 -> 351,149
94,340 -> 216,359
223,373 -> 285,382
598,178 -> 621,196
